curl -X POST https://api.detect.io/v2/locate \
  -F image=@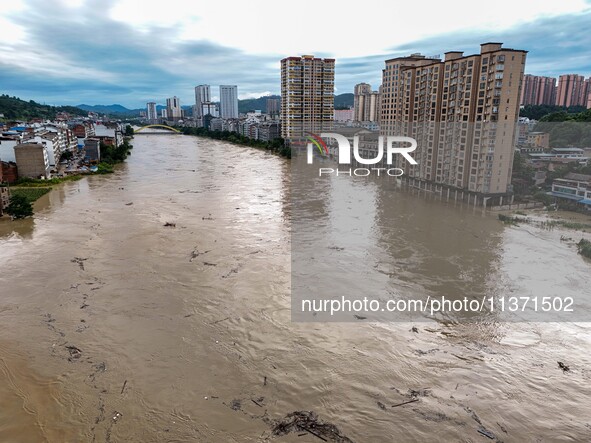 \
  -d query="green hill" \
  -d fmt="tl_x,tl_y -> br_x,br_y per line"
238,95 -> 281,113
334,93 -> 354,109
0,94 -> 87,120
